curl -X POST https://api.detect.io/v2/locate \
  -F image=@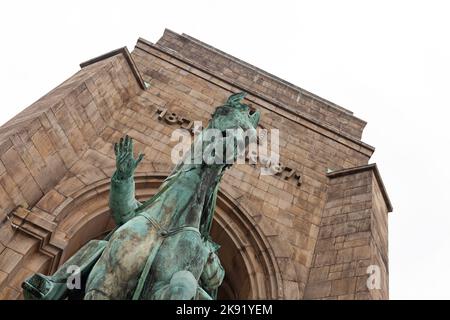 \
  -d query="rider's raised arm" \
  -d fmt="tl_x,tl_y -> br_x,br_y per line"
109,136 -> 144,225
